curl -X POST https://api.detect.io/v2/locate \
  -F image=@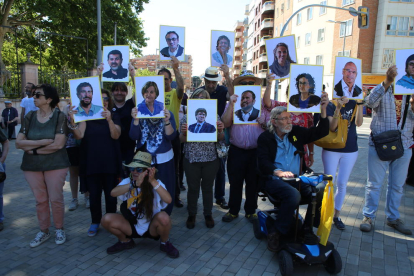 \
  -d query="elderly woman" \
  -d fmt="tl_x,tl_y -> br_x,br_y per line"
130,106 -> 177,215
289,73 -> 321,109
137,81 -> 164,117
269,43 -> 296,78
101,151 -> 179,258
212,35 -> 233,67
16,84 -> 70,247
68,89 -> 122,237
180,88 -> 225,229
